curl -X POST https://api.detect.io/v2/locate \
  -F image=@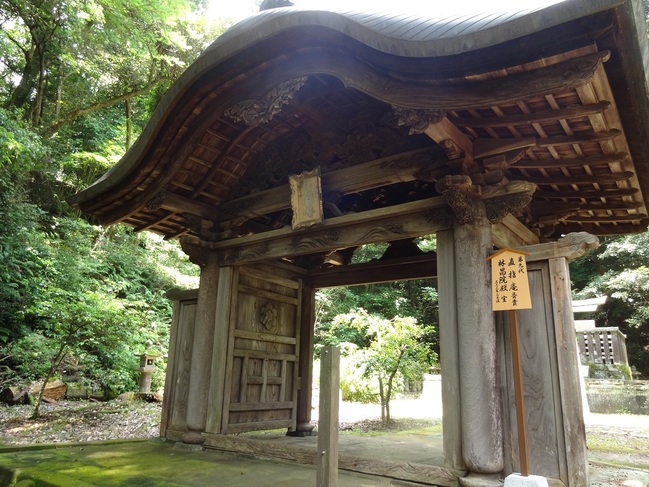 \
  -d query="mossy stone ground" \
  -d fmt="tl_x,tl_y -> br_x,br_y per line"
0,439 -> 407,487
